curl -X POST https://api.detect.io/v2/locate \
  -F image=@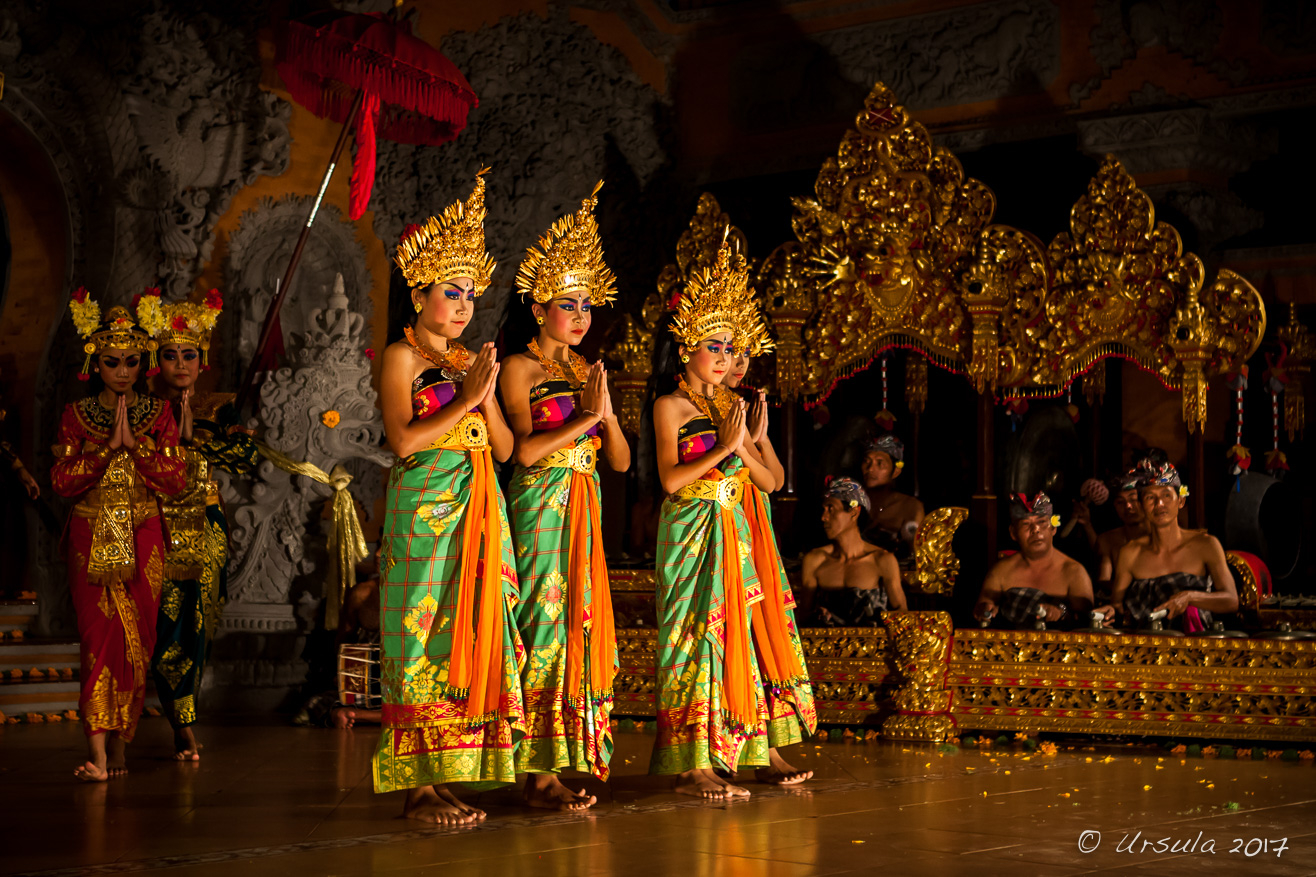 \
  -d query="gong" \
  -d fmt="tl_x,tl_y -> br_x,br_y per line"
1225,472 -> 1302,581
1006,405 -> 1083,502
